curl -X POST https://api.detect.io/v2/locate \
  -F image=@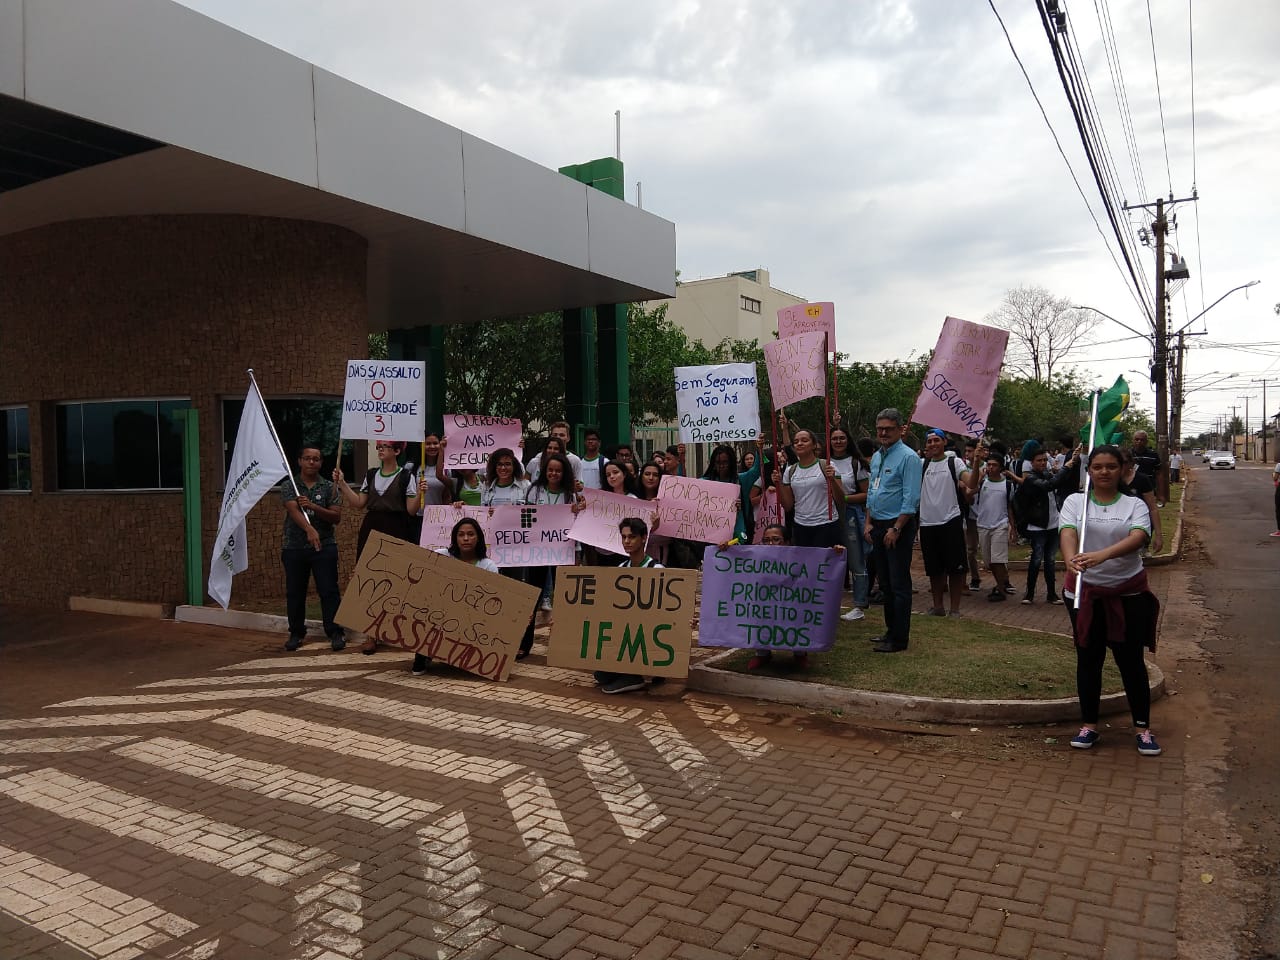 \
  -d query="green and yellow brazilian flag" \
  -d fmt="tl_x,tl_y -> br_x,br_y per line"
1080,376 -> 1130,450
